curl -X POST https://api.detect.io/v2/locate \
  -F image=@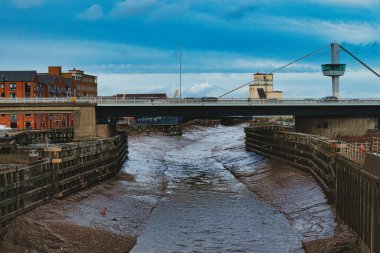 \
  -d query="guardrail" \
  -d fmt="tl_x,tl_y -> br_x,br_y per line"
371,137 -> 380,153
339,142 -> 371,165
0,97 -> 380,105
